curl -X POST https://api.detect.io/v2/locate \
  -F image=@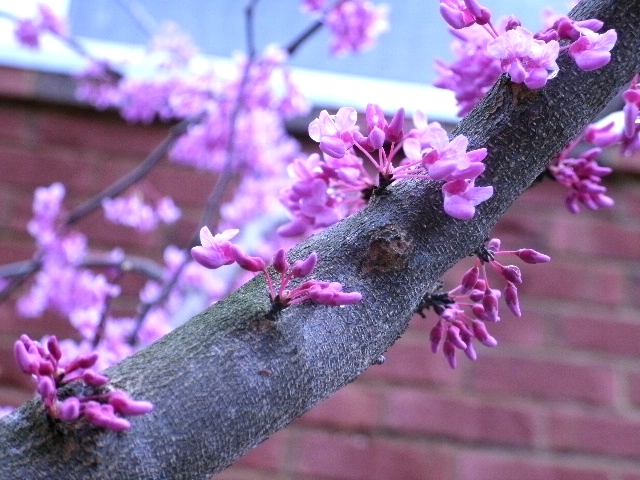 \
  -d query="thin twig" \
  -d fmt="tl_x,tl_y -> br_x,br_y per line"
127,0 -> 262,344
114,0 -> 159,39
64,112 -> 206,226
285,19 -> 323,56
